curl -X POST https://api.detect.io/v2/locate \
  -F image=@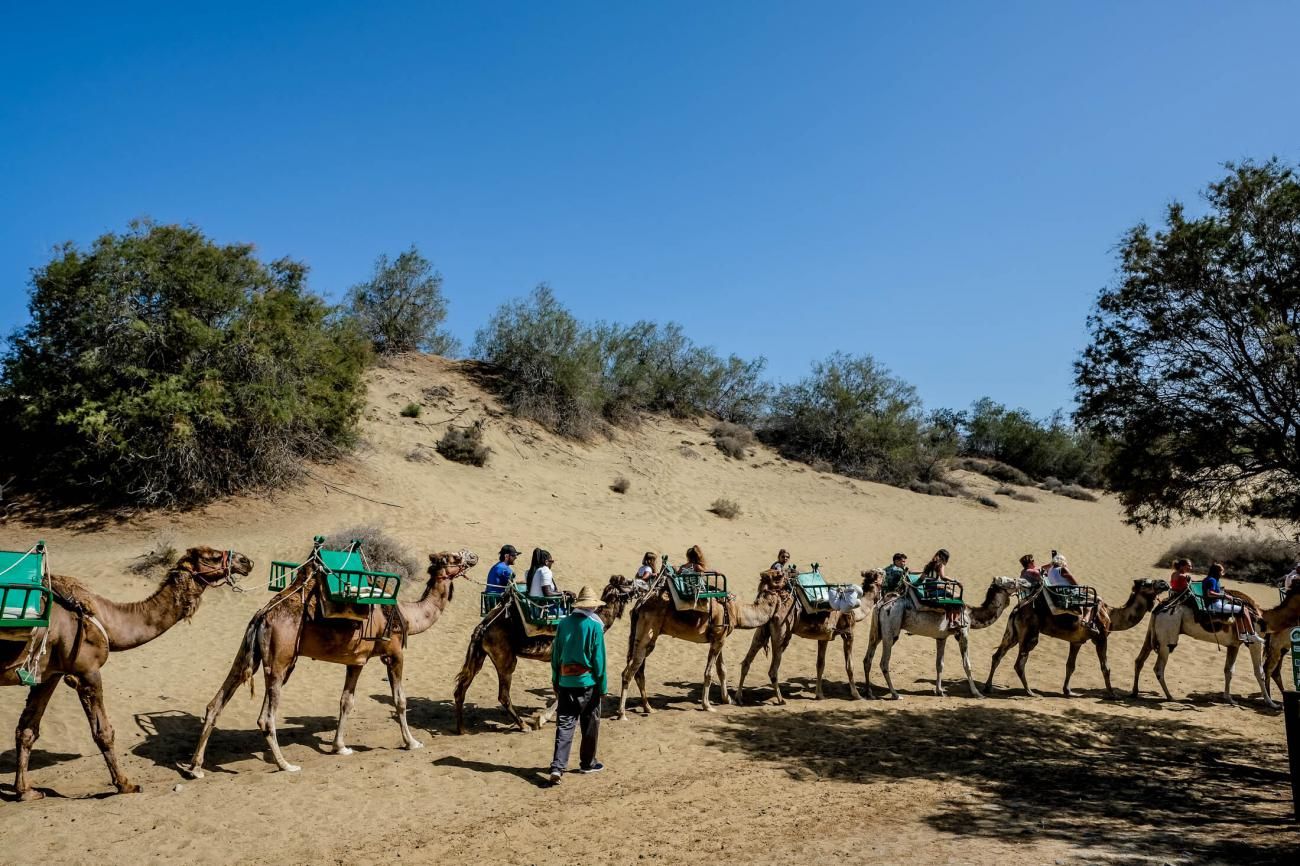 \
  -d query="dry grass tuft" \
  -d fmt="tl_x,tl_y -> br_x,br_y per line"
709,498 -> 742,519
437,421 -> 490,466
